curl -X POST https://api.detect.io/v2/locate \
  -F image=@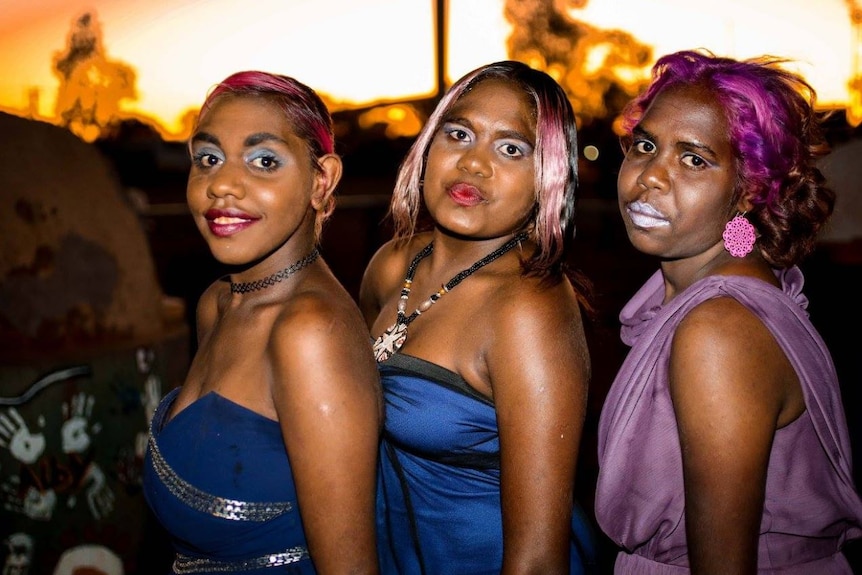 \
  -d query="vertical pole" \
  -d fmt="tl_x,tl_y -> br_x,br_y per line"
435,0 -> 448,102
847,0 -> 862,126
